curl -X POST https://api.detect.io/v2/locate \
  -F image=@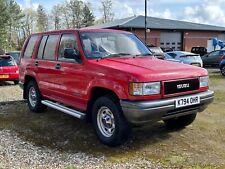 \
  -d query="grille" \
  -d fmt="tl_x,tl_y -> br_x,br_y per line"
164,78 -> 199,95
